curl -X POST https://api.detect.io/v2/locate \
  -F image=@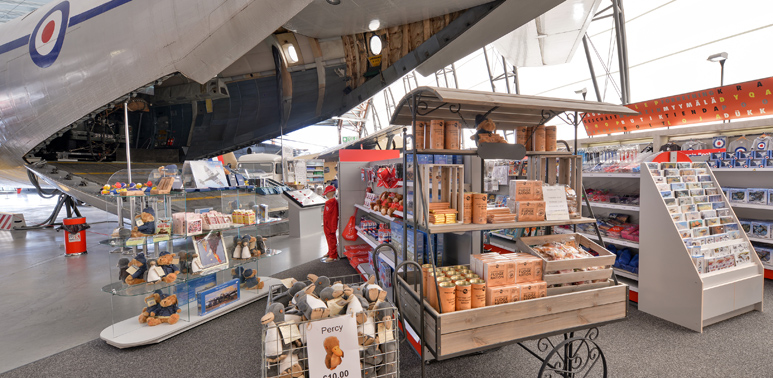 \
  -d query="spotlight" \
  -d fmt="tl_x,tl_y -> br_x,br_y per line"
707,52 -> 728,62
